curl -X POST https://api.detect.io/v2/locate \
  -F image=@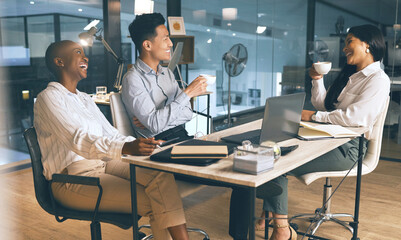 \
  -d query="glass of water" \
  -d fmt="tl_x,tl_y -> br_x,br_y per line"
96,86 -> 107,99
